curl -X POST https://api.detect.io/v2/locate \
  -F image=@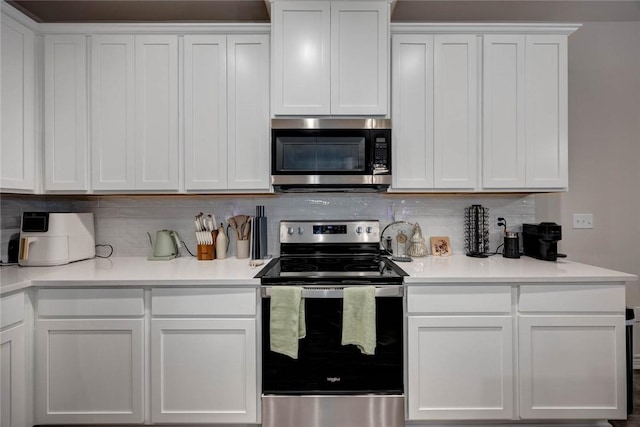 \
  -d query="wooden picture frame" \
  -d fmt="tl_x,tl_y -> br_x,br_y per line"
430,236 -> 452,256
